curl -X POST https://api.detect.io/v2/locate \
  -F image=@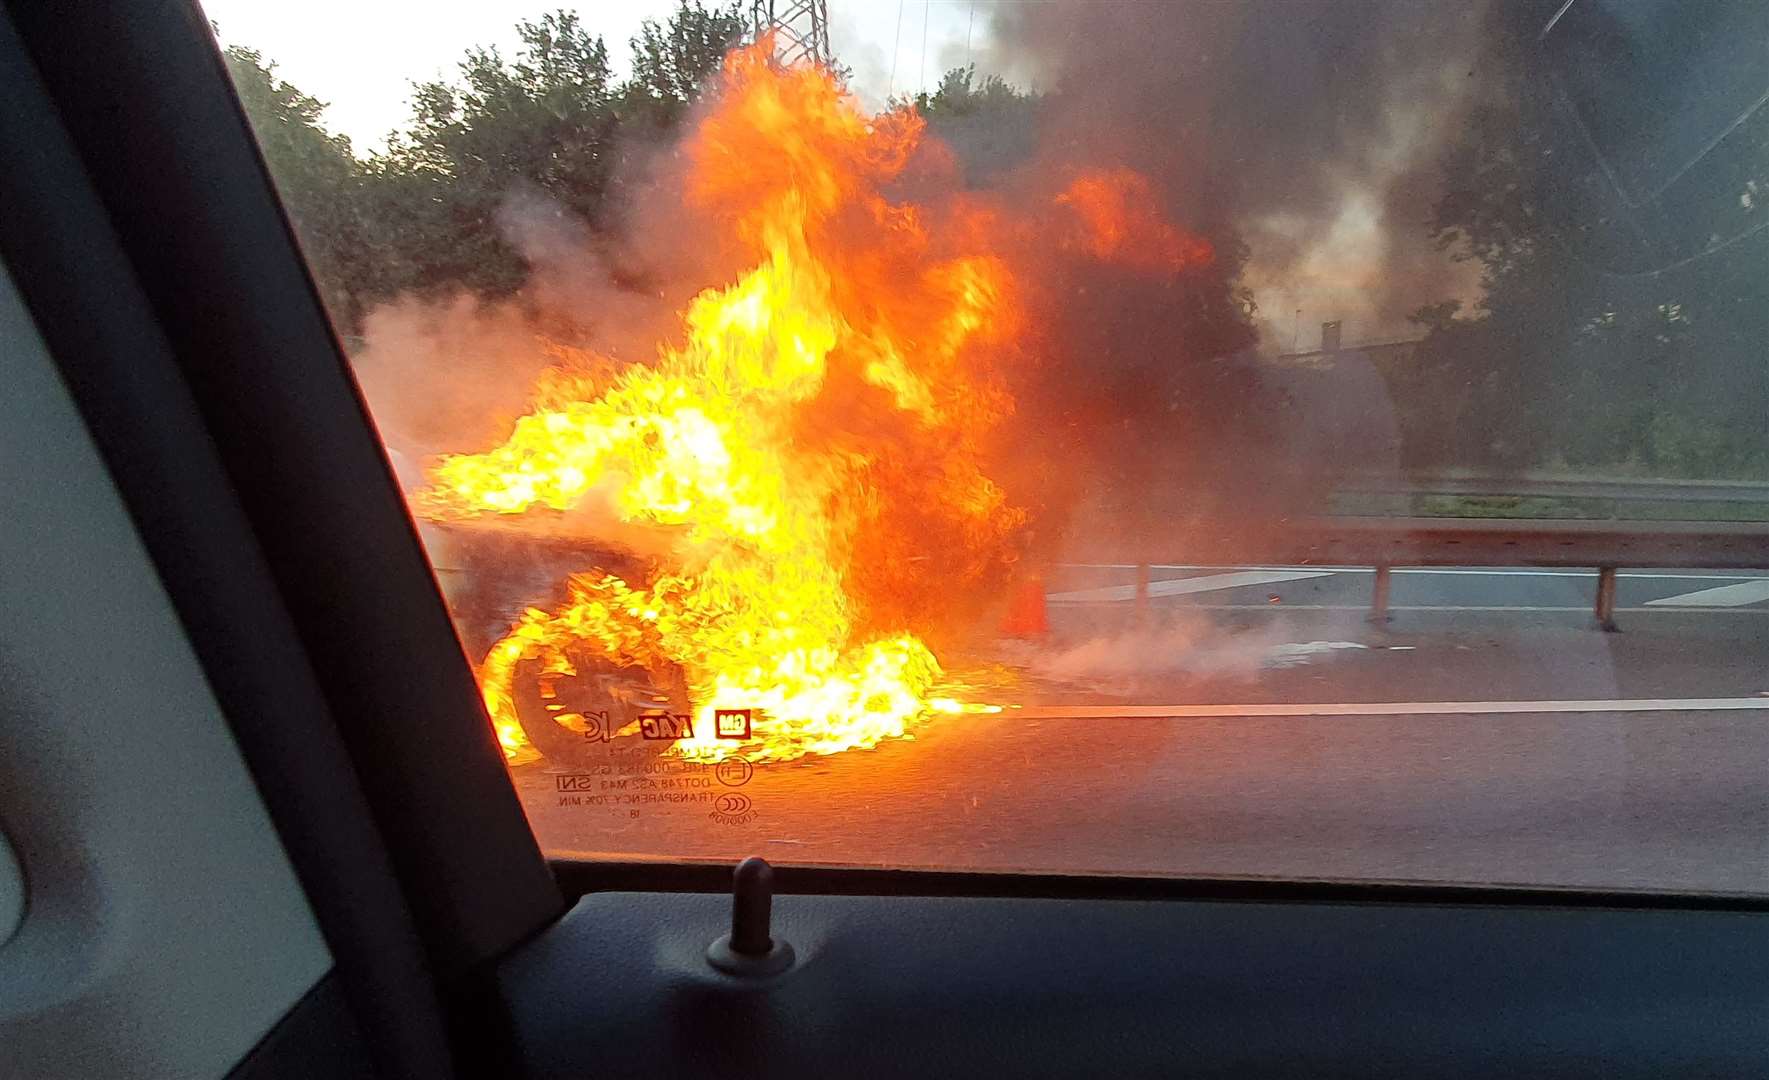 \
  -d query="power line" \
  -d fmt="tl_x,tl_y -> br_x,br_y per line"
1627,82 -> 1769,210
919,0 -> 929,95
1539,0 -> 1579,40
888,0 -> 903,97
1549,213 -> 1769,282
